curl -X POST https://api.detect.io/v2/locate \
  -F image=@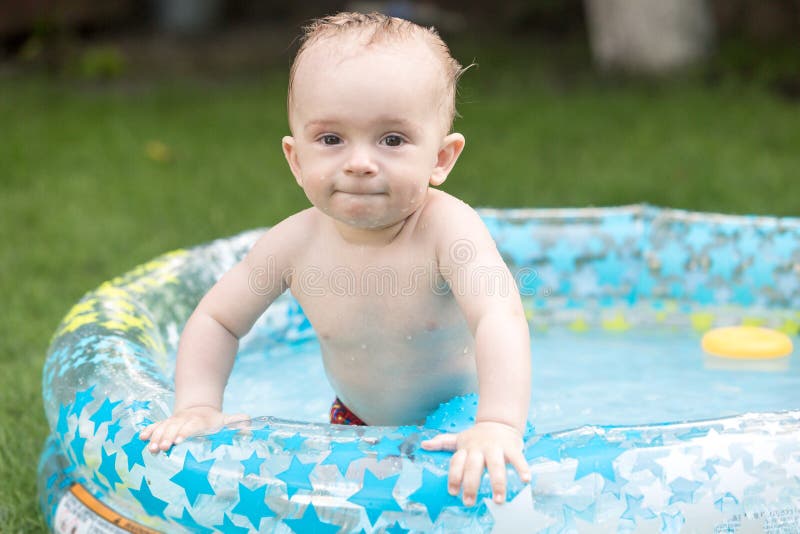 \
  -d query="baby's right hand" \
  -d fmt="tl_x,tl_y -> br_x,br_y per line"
139,406 -> 247,453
